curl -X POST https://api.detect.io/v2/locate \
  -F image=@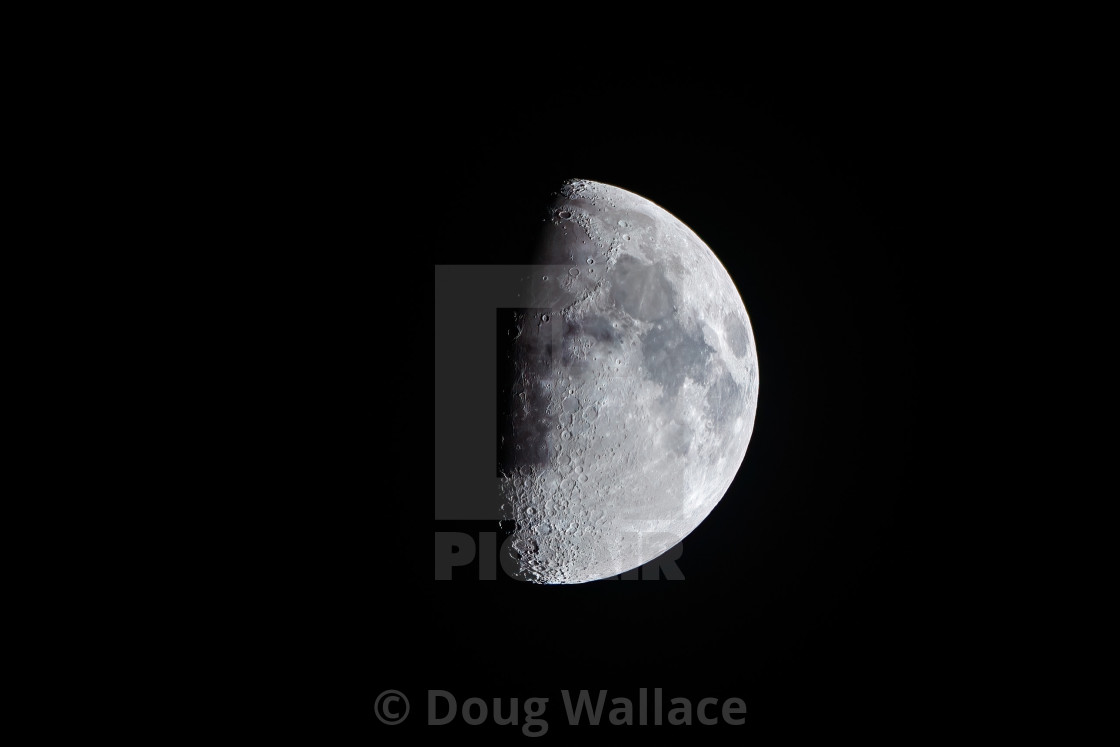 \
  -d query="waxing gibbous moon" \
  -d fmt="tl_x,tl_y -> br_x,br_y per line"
498,179 -> 758,584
